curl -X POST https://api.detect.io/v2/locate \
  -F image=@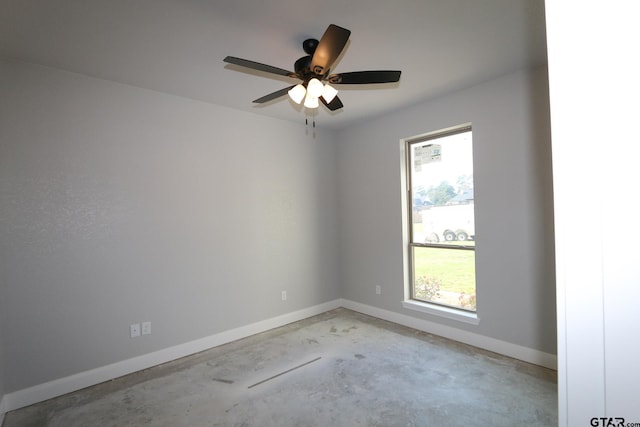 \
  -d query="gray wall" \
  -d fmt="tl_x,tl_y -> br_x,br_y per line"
0,59 -> 555,396
0,291 -> 5,400
0,58 -> 340,392
336,66 -> 556,354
